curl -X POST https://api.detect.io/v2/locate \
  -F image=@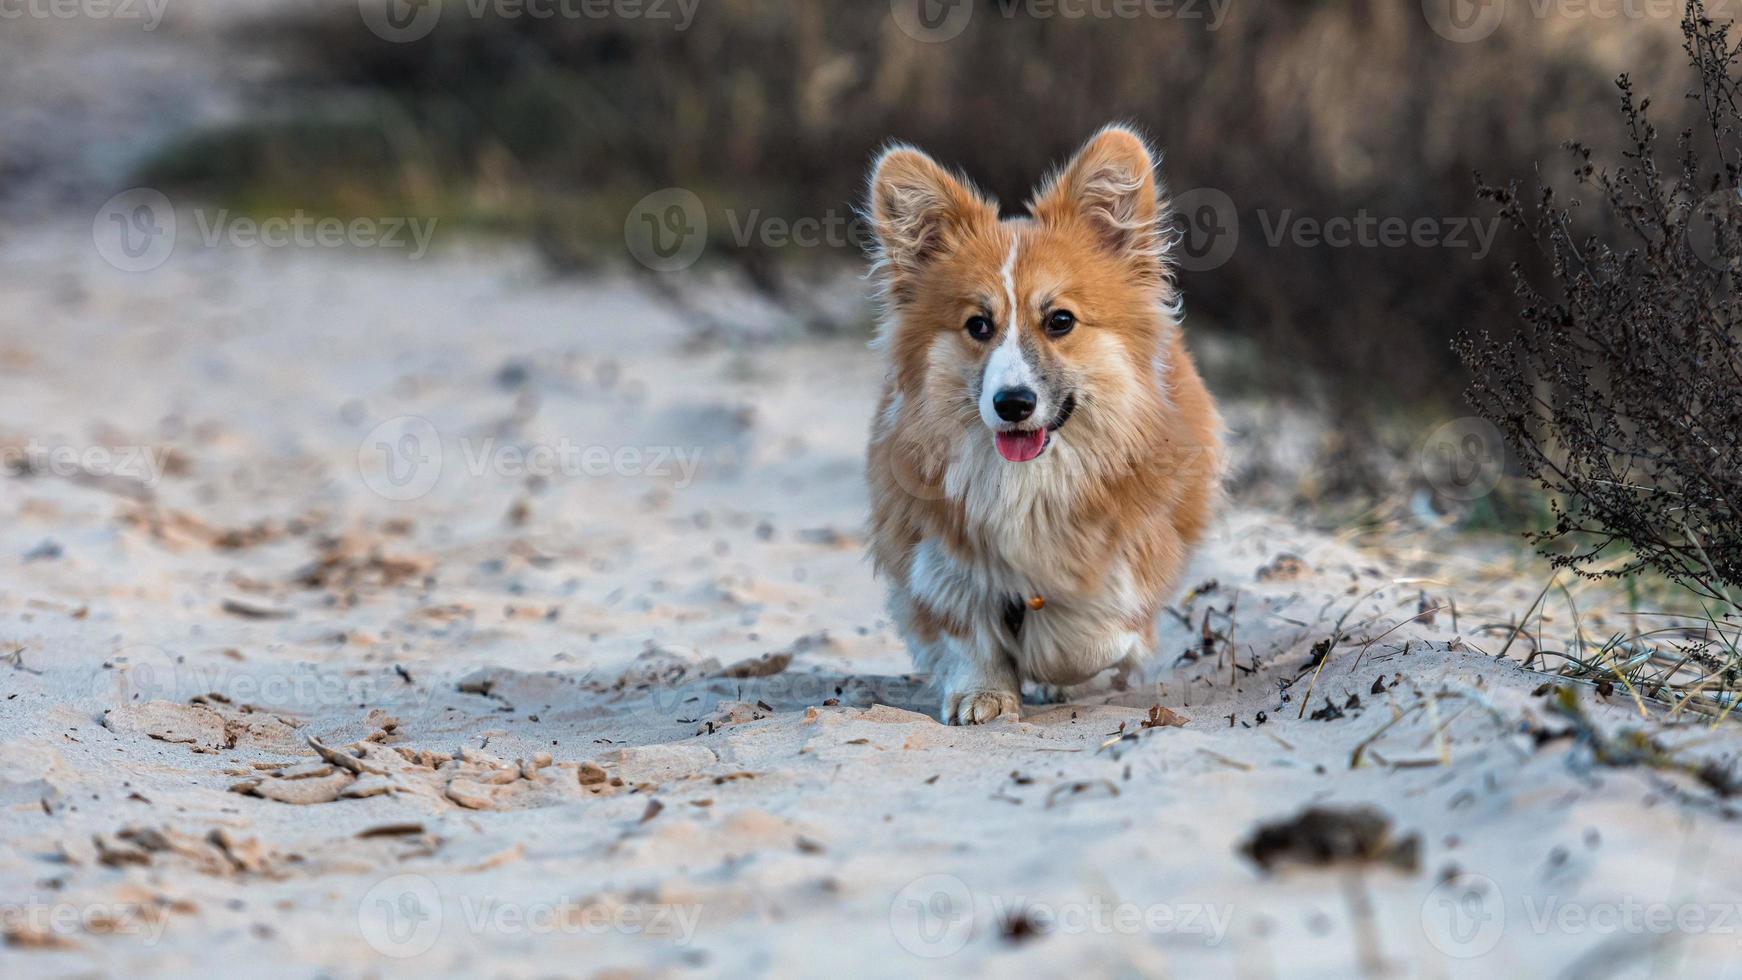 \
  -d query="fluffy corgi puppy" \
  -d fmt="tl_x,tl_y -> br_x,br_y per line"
863,125 -> 1223,725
